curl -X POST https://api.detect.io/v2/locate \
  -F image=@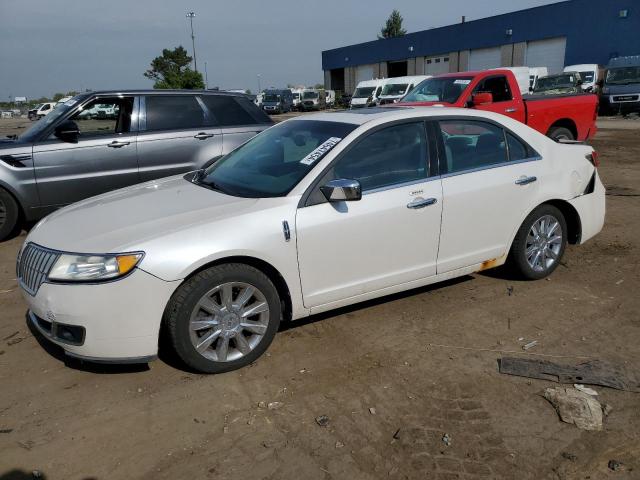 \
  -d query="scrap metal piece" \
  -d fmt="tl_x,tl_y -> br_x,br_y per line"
498,357 -> 640,393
